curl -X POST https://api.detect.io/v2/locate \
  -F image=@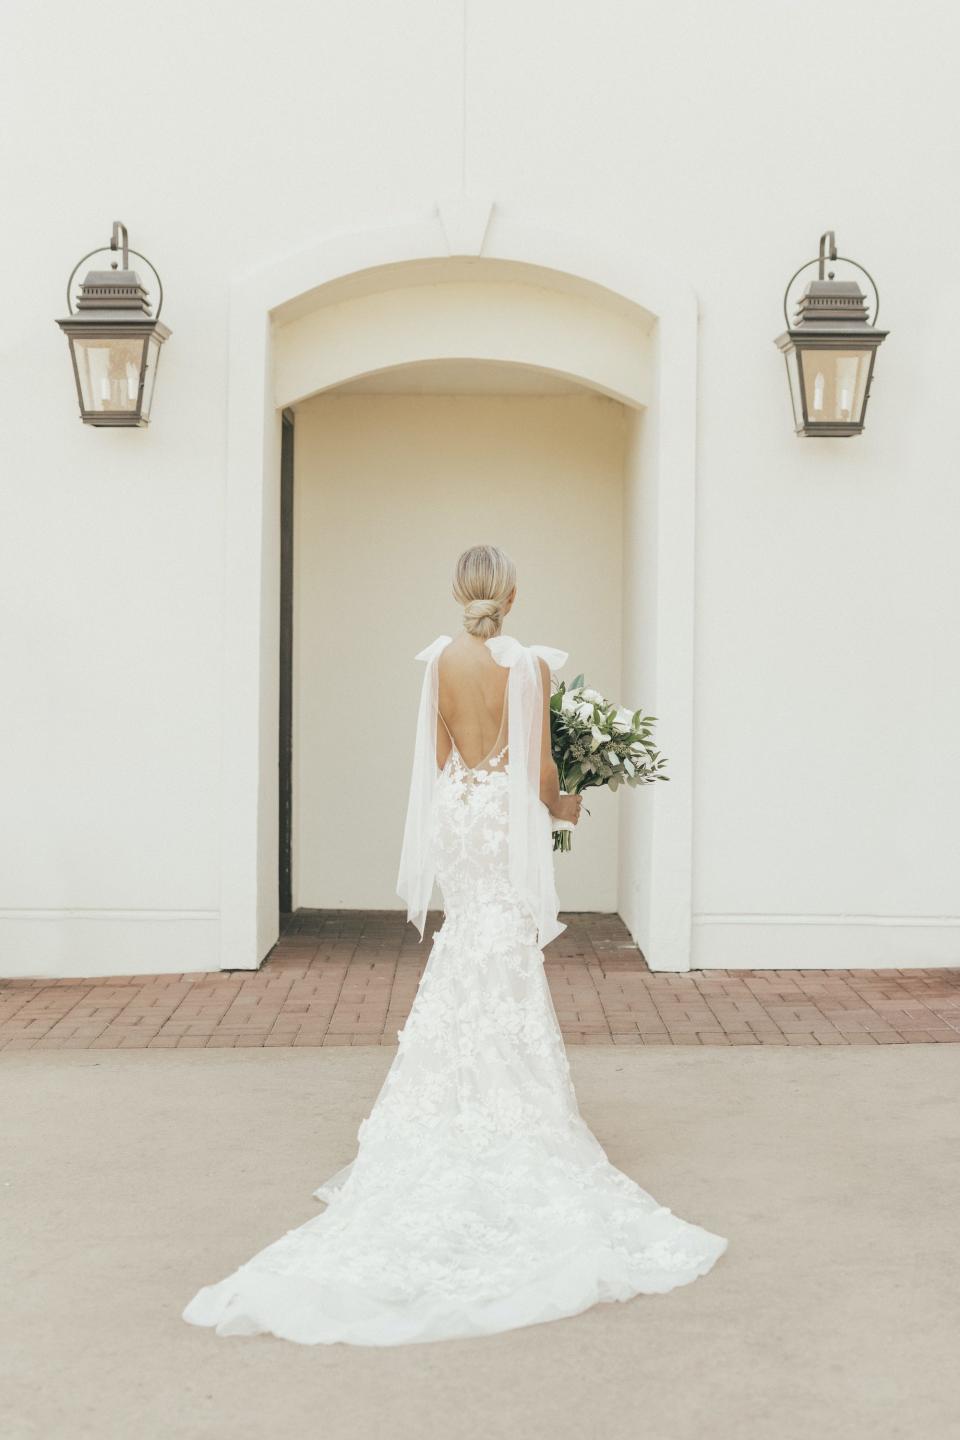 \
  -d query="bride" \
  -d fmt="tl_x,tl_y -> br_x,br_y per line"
183,544 -> 727,1346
